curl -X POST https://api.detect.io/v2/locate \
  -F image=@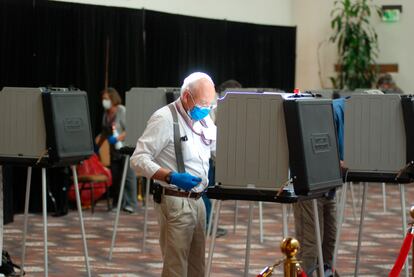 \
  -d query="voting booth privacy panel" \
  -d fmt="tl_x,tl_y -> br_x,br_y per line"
215,91 -> 342,196
344,94 -> 414,175
0,87 -> 93,166
284,98 -> 342,195
125,87 -> 180,148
